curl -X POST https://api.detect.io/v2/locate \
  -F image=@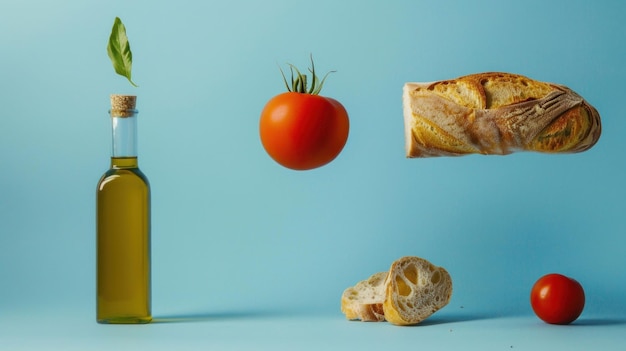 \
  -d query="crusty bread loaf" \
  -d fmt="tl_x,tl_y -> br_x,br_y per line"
383,256 -> 452,326
403,72 -> 602,157
341,256 -> 452,326
340,271 -> 386,322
